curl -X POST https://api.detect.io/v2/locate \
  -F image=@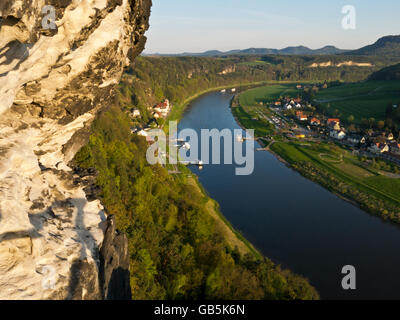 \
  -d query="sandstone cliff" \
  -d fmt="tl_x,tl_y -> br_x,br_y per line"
0,0 -> 151,299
